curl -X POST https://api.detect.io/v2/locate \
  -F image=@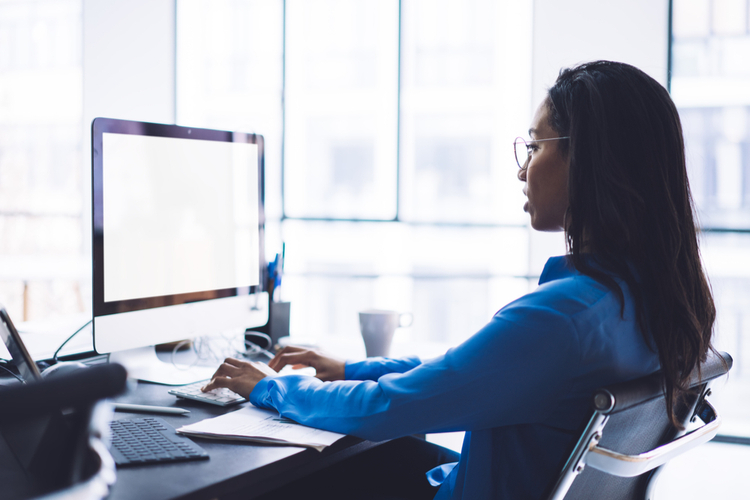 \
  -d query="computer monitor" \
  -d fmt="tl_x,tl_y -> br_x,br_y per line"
91,118 -> 268,385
